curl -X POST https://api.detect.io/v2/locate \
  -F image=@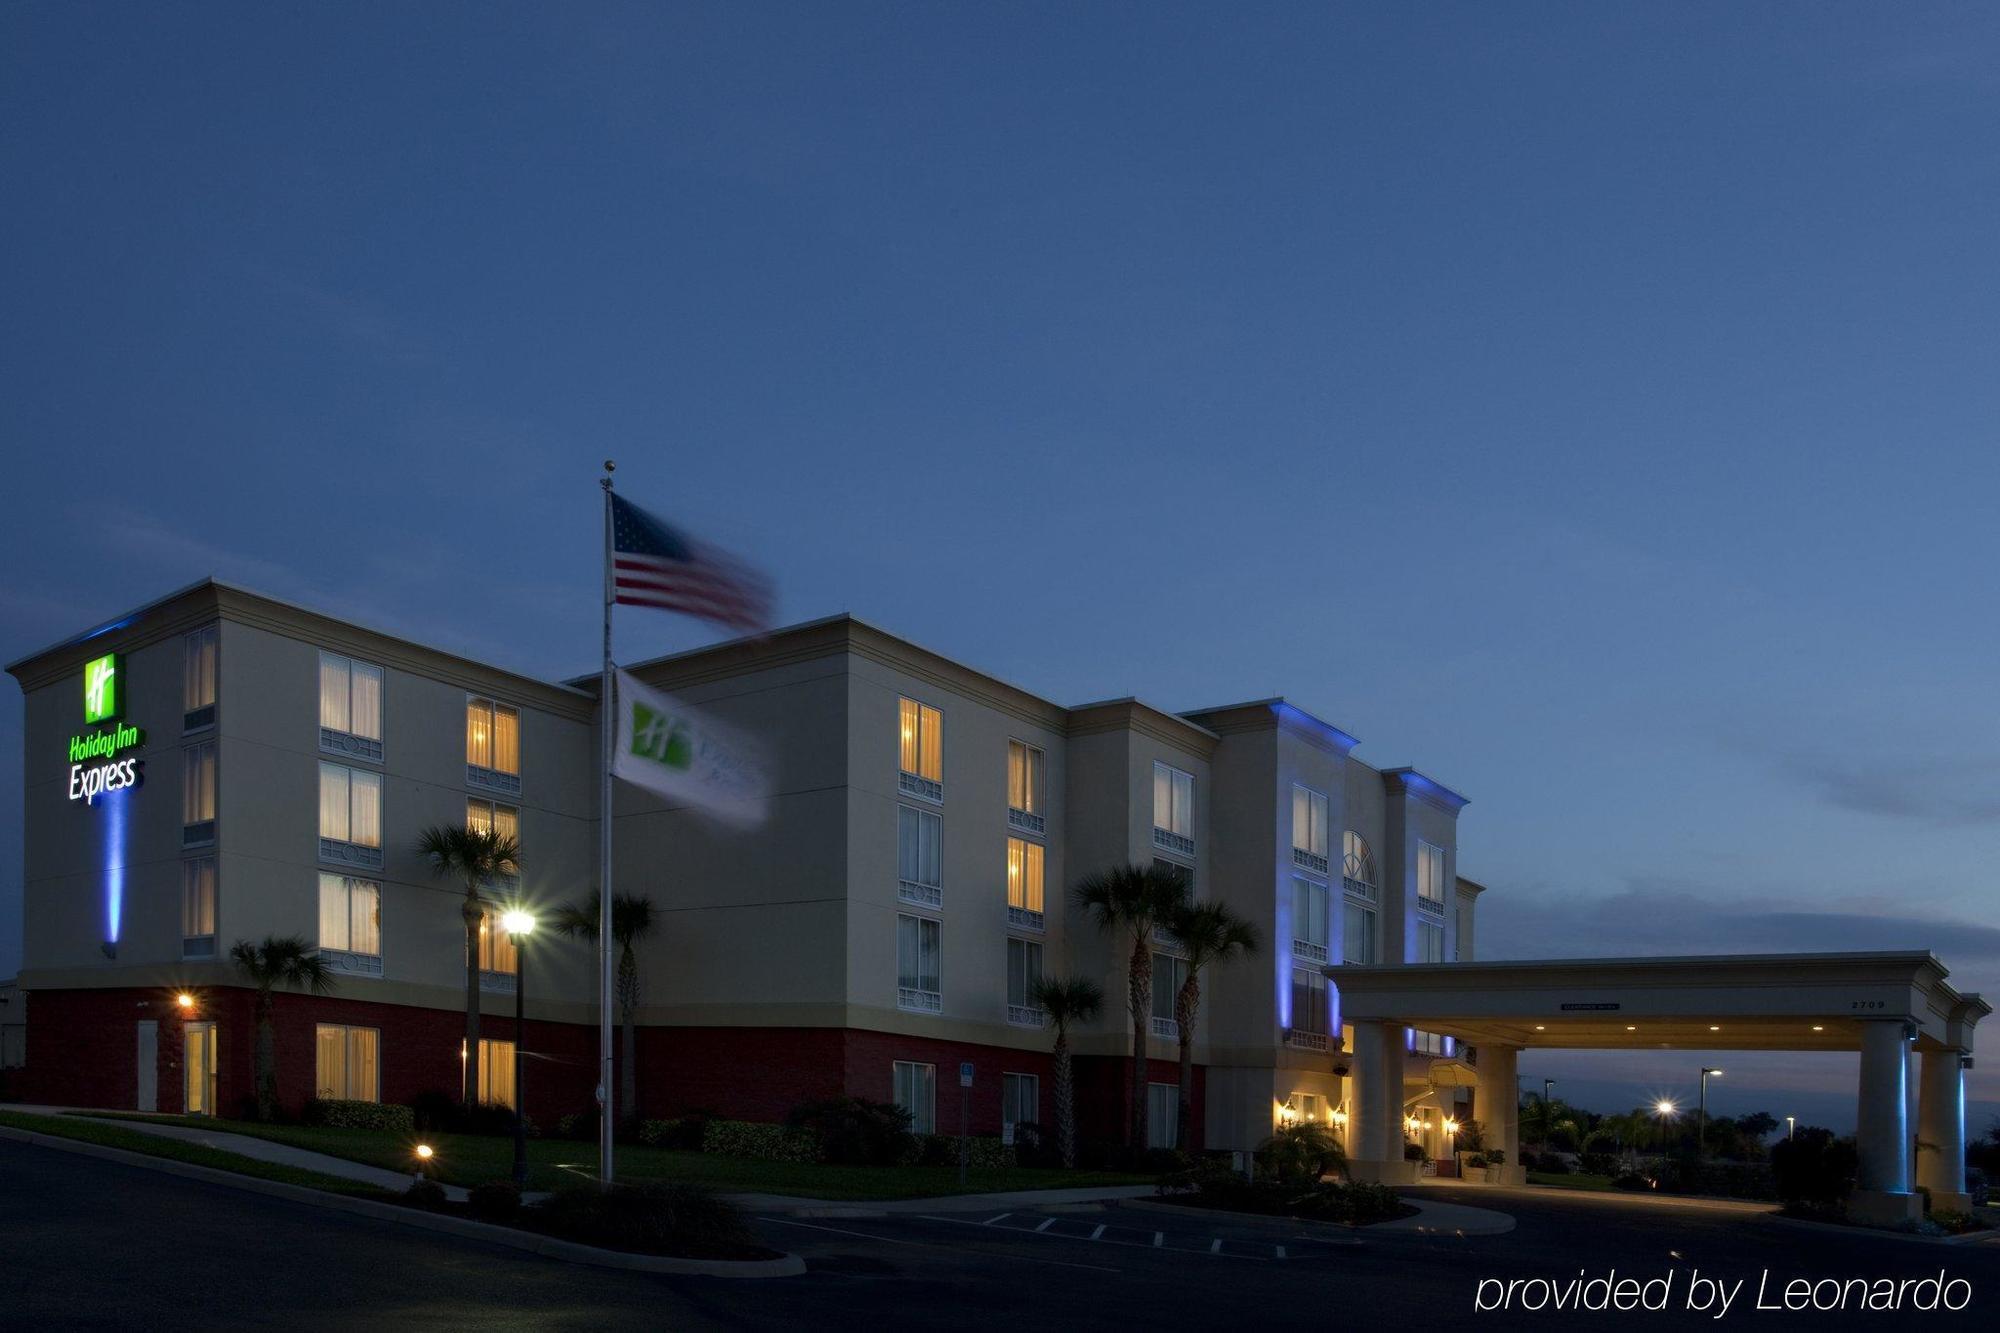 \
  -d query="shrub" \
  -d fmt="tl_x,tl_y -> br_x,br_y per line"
1770,1128 -> 1856,1213
636,1115 -> 708,1150
1582,1130 -> 1619,1156
1010,1121 -> 1061,1170
1614,1170 -> 1653,1191
408,1089 -> 459,1133
1533,1153 -> 1571,1174
1258,1123 -> 1347,1185
701,1119 -> 818,1163
785,1096 -> 914,1166
554,1111 -> 601,1142
468,1180 -> 522,1222
1465,1153 -> 1490,1169
1580,1152 -> 1618,1177
534,1183 -> 756,1259
1402,1141 -> 1429,1164
1484,1150 -> 1506,1166
914,1133 -> 1014,1170
404,1178 -> 447,1210
303,1099 -> 416,1133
